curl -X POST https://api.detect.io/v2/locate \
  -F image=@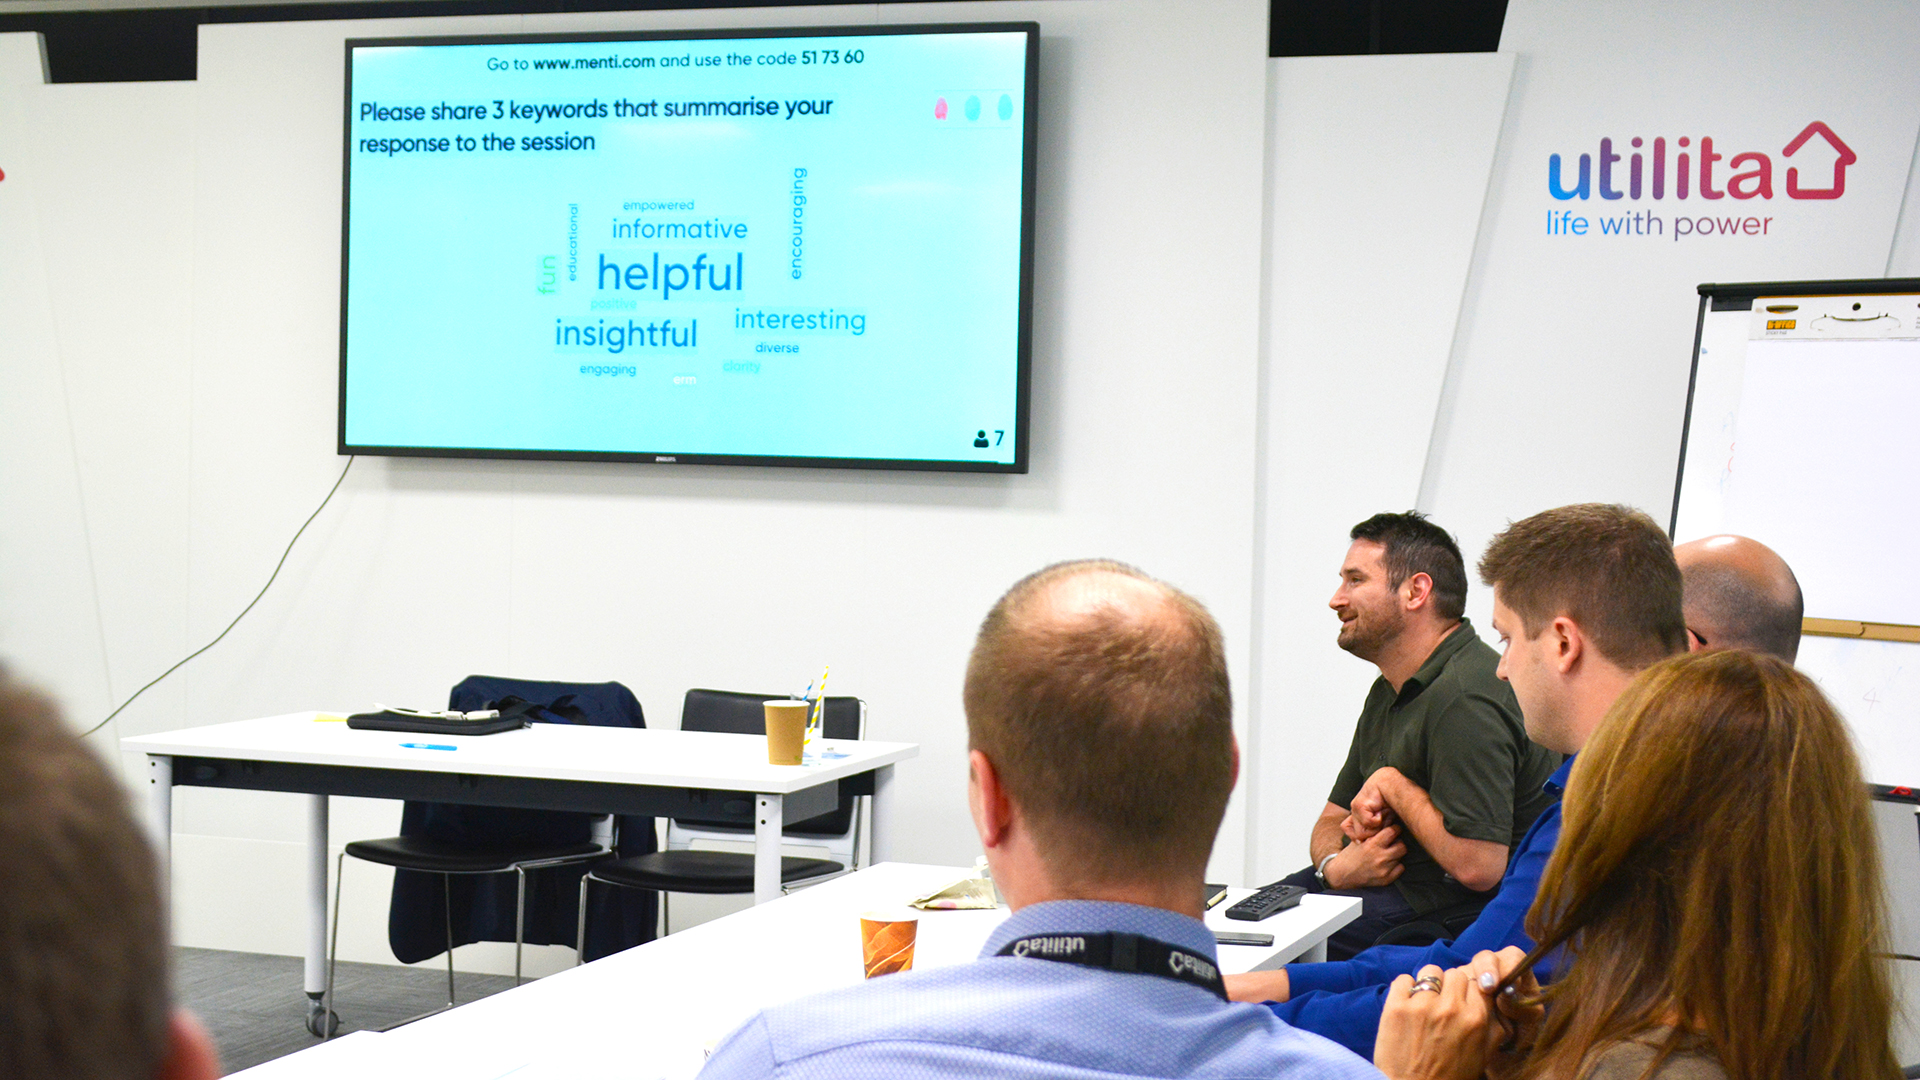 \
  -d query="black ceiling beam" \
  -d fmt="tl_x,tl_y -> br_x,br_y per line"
1271,0 -> 1507,57
2,8 -> 204,82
